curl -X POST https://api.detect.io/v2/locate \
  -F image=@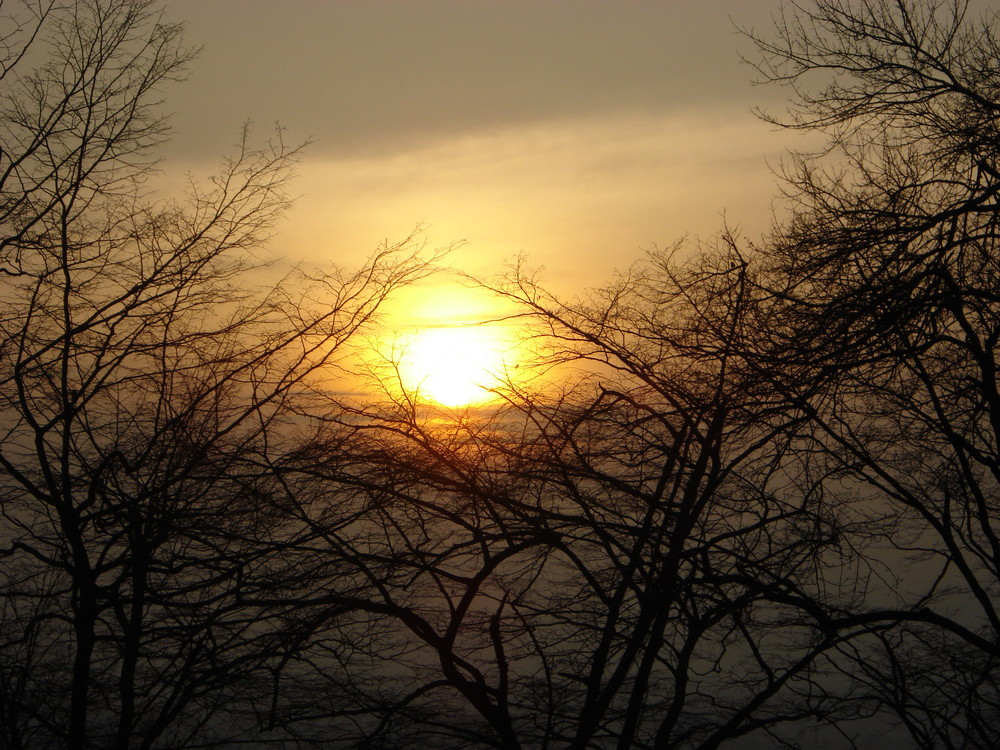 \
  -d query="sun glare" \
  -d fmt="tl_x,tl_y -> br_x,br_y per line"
374,282 -> 526,408
397,325 -> 511,407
